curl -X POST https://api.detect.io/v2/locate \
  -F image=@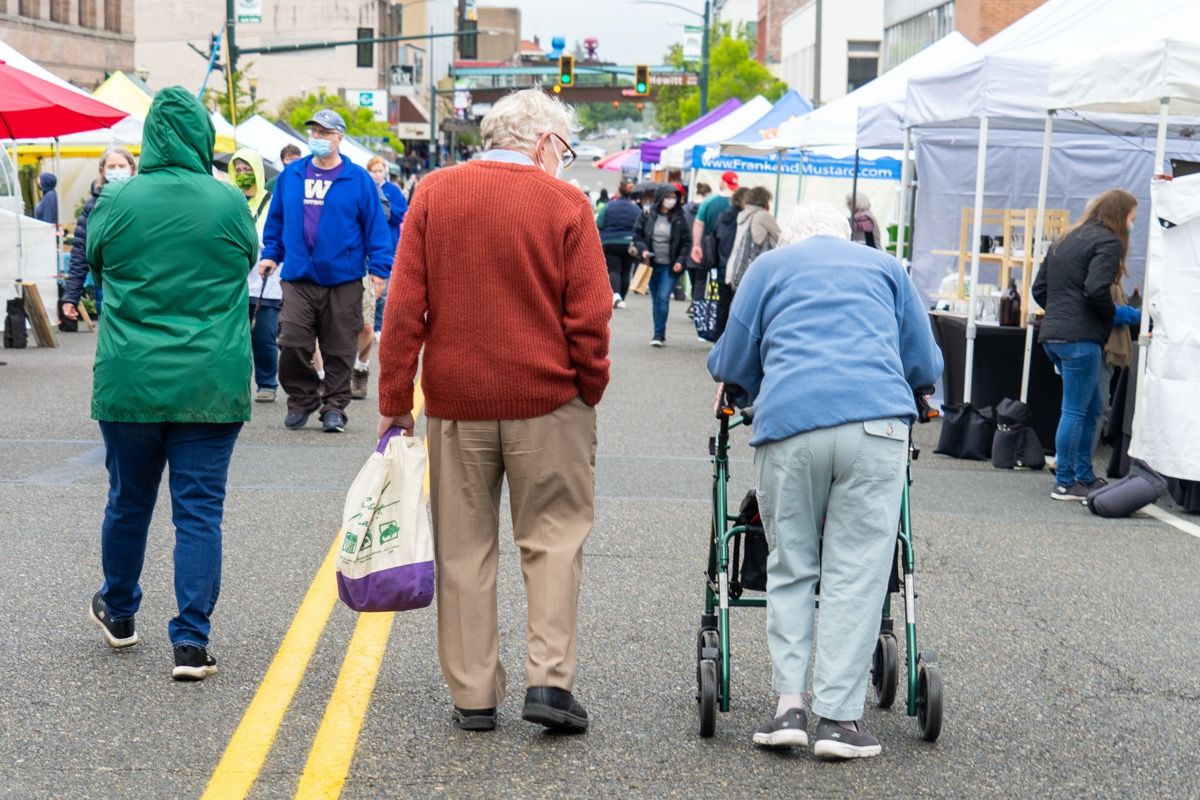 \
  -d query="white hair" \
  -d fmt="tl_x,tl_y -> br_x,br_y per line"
480,88 -> 579,152
847,193 -> 871,213
780,201 -> 852,245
